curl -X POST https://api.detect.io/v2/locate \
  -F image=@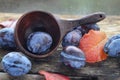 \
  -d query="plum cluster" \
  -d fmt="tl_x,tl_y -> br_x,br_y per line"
61,23 -> 100,69
0,27 -> 53,76
0,27 -> 32,76
0,20 -> 120,77
62,23 -> 100,47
